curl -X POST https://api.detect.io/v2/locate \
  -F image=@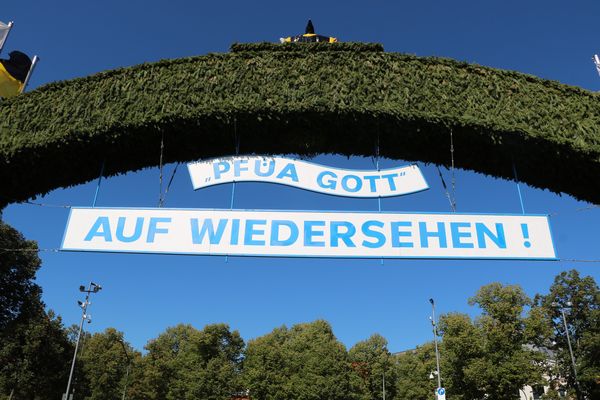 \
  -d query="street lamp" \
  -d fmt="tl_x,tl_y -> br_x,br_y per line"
552,301 -> 581,400
117,337 -> 132,400
429,298 -> 442,392
63,282 -> 102,400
